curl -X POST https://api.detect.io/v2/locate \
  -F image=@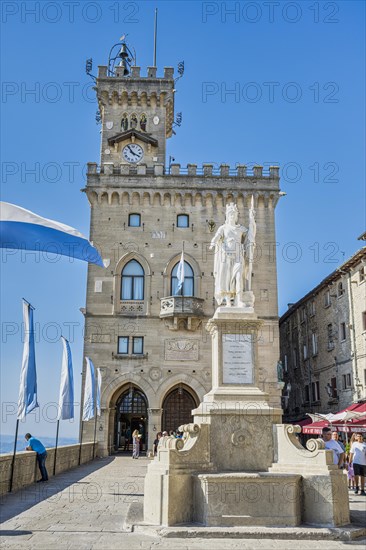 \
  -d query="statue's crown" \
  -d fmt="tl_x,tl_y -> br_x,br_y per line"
226,202 -> 238,216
